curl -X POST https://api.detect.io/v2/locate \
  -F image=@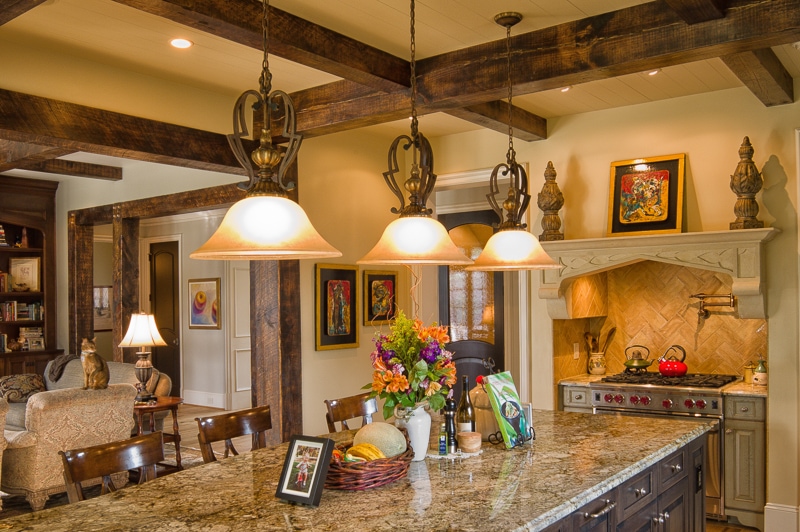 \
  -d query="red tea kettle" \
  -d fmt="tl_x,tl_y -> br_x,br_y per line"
658,345 -> 688,377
